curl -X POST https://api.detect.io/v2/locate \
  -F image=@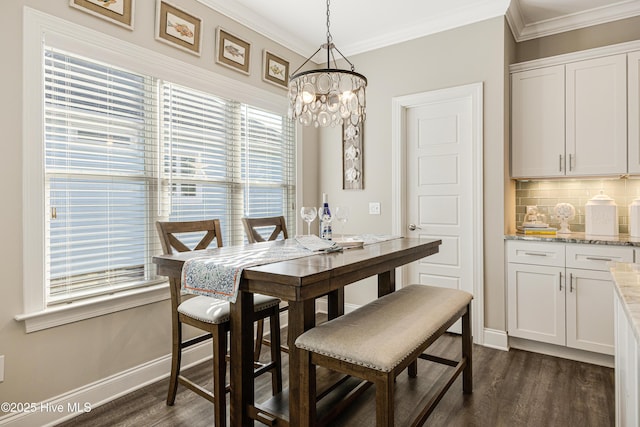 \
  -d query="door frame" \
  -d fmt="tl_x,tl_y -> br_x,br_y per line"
391,82 -> 484,344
